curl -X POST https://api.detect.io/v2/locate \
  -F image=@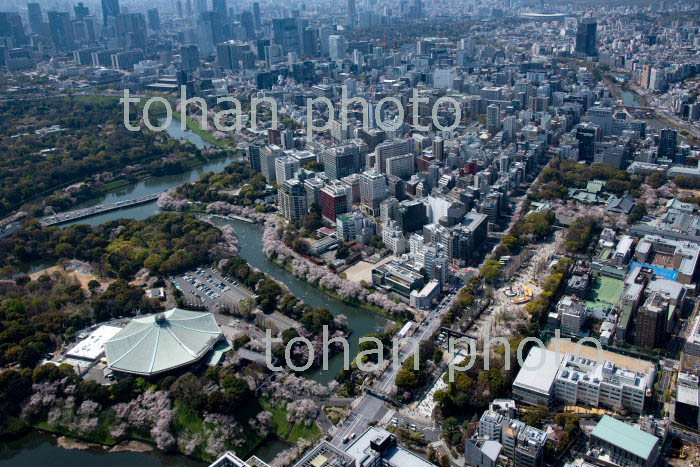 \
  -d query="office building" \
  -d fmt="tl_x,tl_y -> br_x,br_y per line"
212,0 -> 227,17
27,3 -> 45,36
360,169 -> 388,215
279,179 -> 308,222
217,41 -> 240,70
347,0 -> 357,27
323,141 -> 365,180
253,2 -> 261,28
101,0 -> 120,37
576,123 -> 599,162
115,13 -> 147,49
320,182 -> 351,223
272,18 -> 300,55
180,44 -> 200,71
275,155 -> 300,185
575,18 -> 597,56
386,153 -> 415,180
304,177 -> 324,208
375,139 -> 414,173
48,11 -> 74,50
147,8 -> 160,31
329,35 -> 347,61
259,145 -> 284,182
658,128 -> 677,162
